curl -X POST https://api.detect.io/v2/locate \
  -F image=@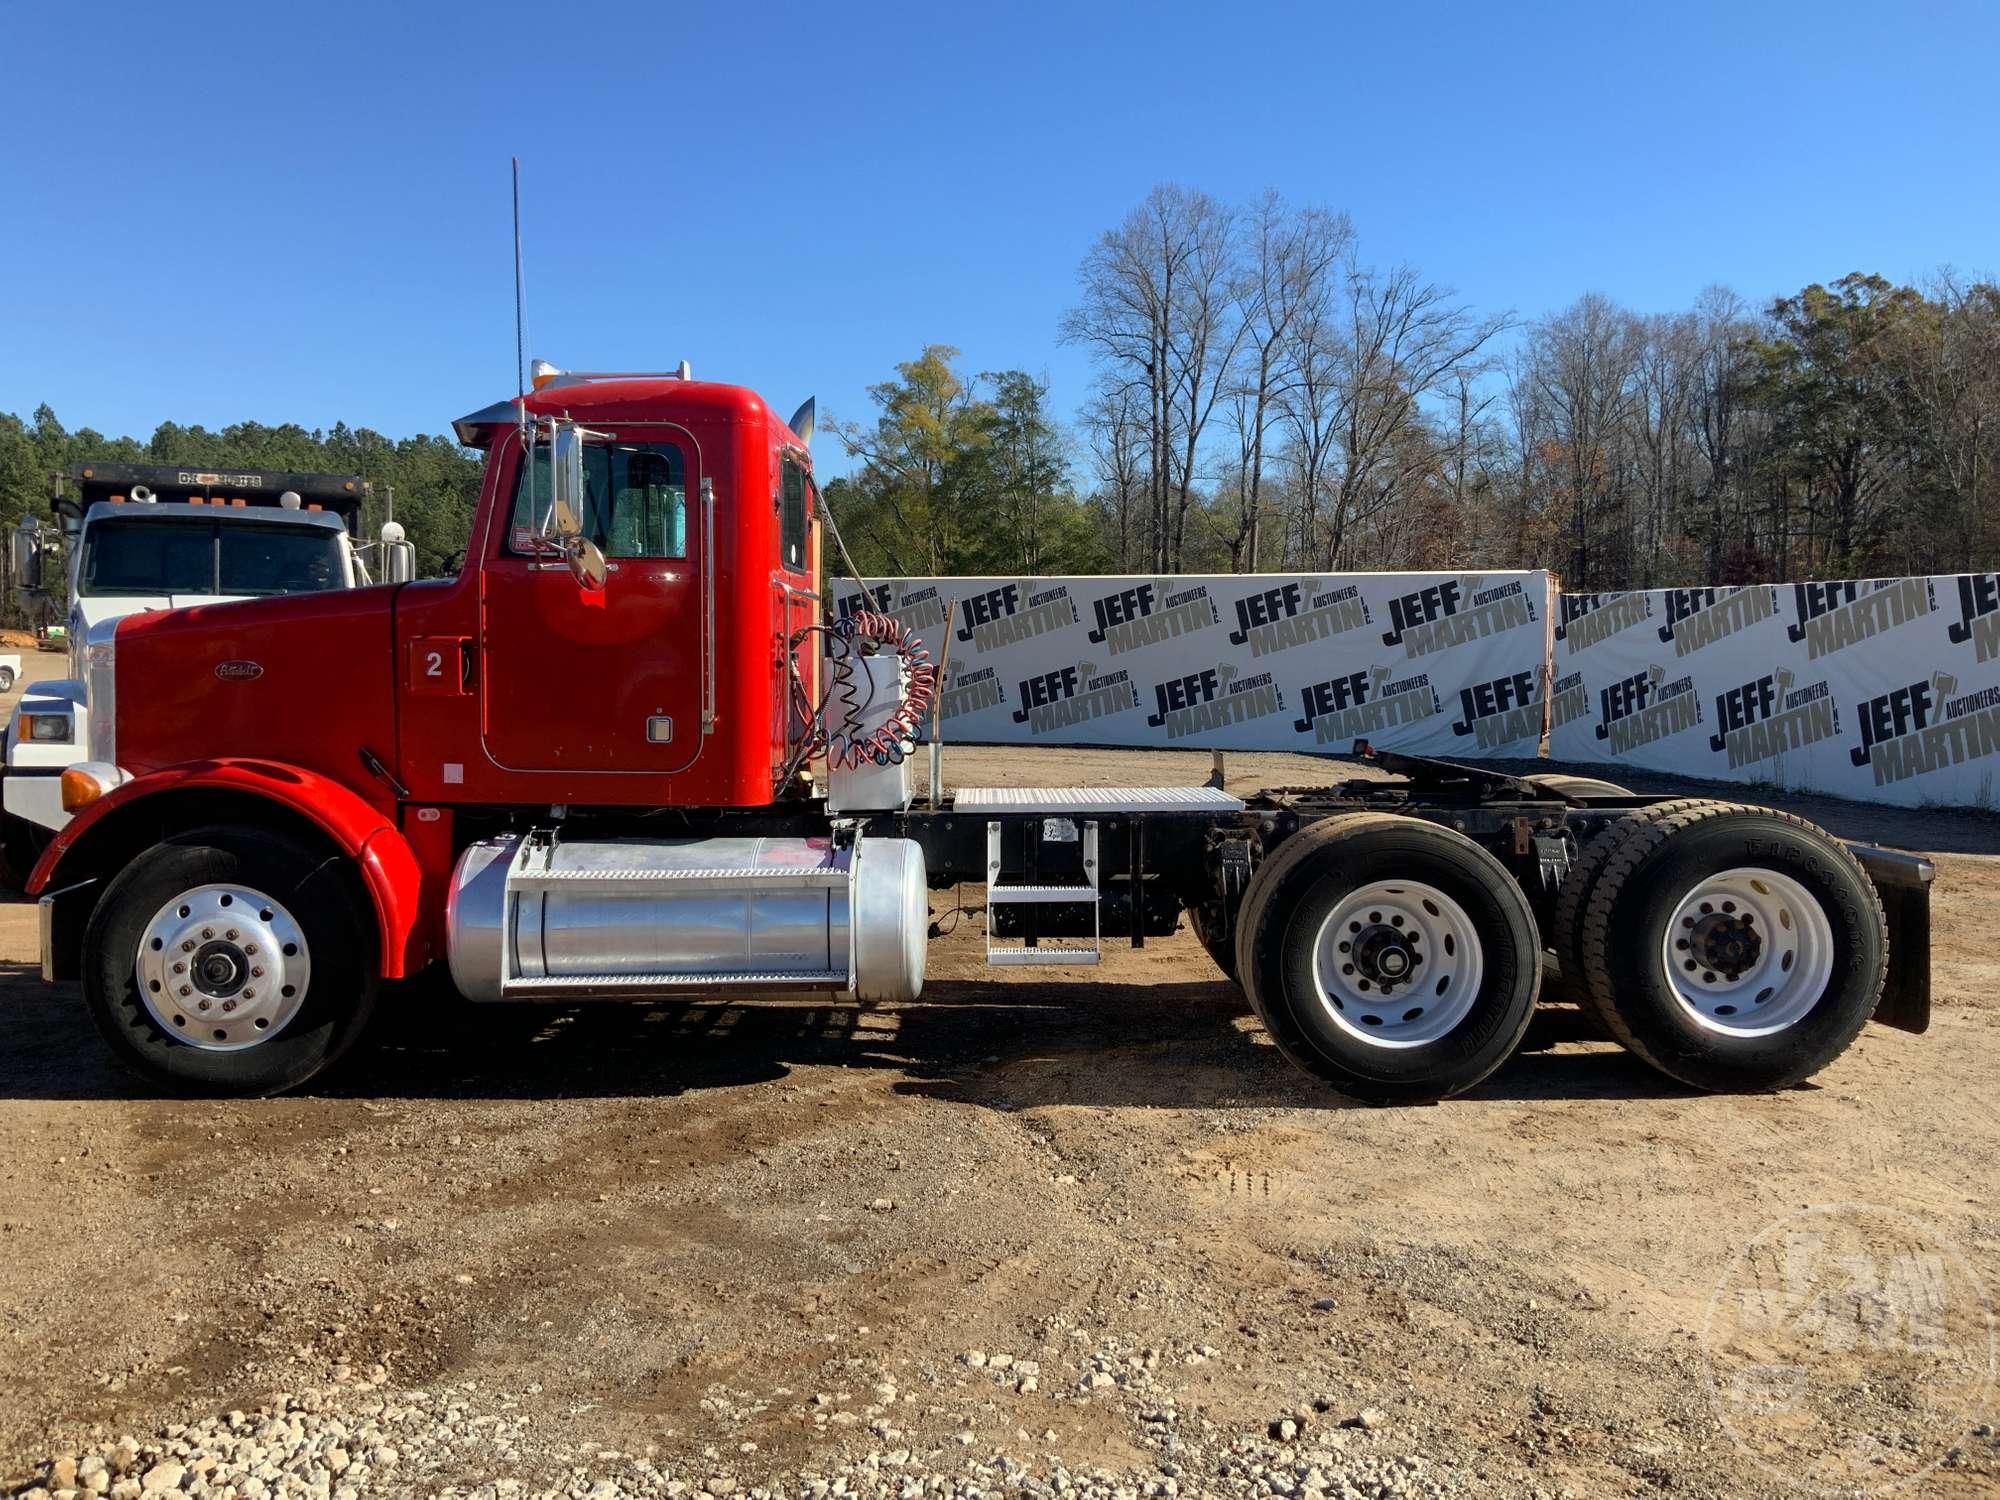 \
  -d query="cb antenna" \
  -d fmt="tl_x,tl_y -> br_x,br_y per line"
512,157 -> 529,422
